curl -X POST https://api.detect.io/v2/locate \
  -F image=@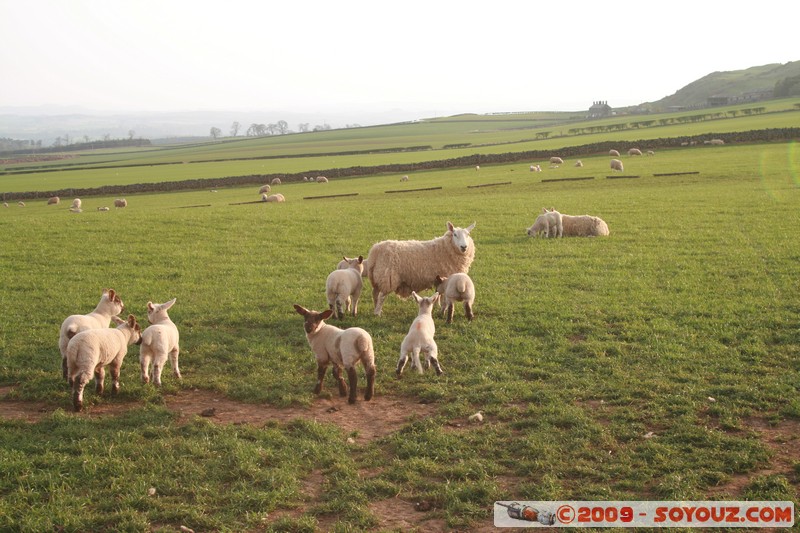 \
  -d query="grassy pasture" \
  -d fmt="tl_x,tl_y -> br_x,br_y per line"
0,140 -> 799,531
